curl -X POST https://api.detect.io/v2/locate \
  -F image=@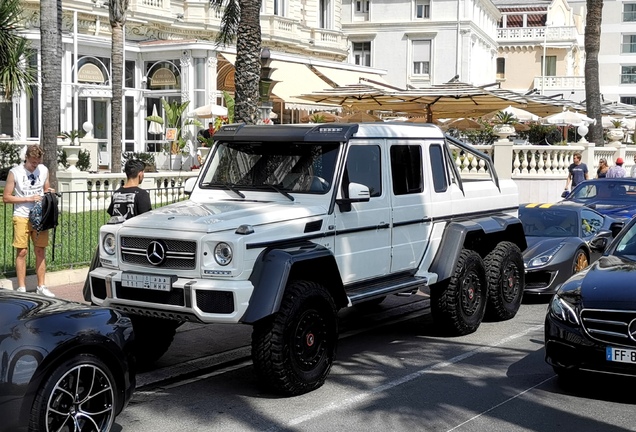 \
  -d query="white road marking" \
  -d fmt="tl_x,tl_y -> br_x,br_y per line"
266,324 -> 545,432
